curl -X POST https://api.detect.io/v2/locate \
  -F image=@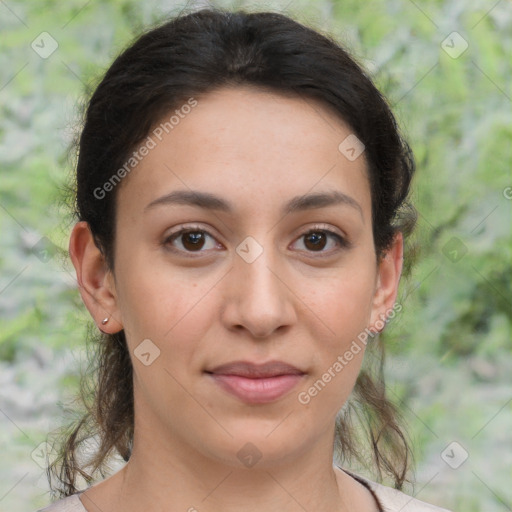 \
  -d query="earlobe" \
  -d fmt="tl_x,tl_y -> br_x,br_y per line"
368,232 -> 404,334
69,221 -> 123,333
